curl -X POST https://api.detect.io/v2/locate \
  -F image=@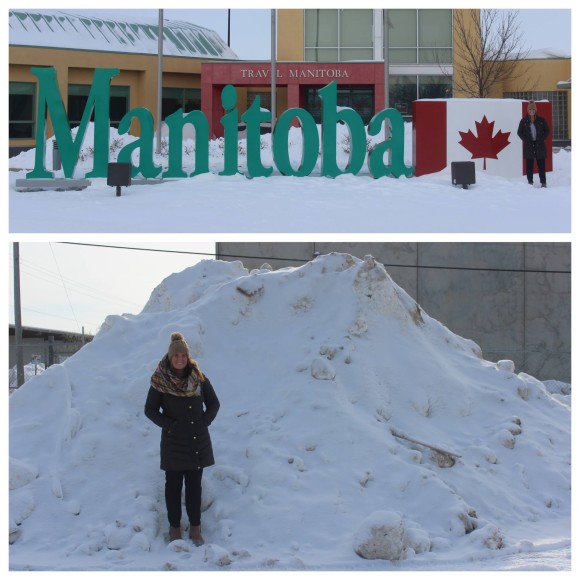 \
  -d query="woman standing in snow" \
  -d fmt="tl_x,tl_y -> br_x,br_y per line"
517,100 -> 550,188
145,332 -> 220,545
